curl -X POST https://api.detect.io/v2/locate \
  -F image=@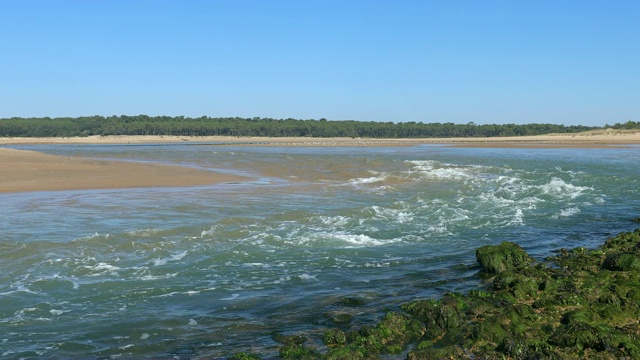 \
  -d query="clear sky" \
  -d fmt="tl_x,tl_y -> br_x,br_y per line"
1,1 -> 638,126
